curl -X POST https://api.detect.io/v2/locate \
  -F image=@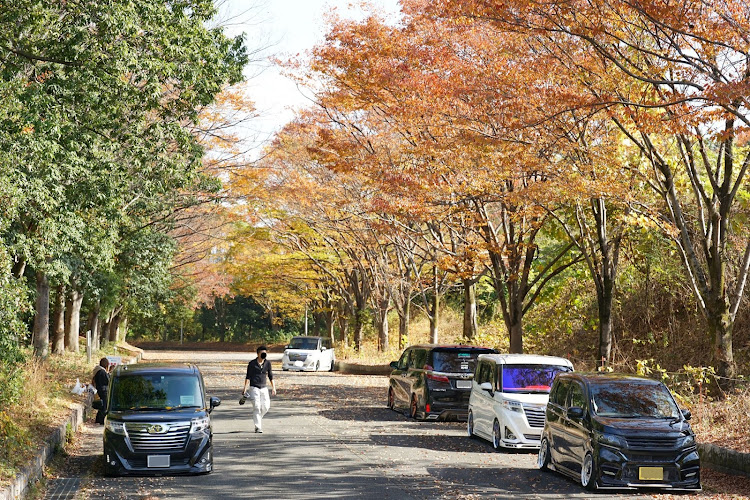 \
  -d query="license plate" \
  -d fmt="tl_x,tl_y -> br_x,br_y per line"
147,455 -> 170,468
639,467 -> 663,481
456,380 -> 472,389
294,360 -> 304,367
